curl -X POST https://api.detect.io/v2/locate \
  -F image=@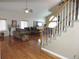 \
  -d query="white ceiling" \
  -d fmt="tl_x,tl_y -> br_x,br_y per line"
0,0 -> 61,20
